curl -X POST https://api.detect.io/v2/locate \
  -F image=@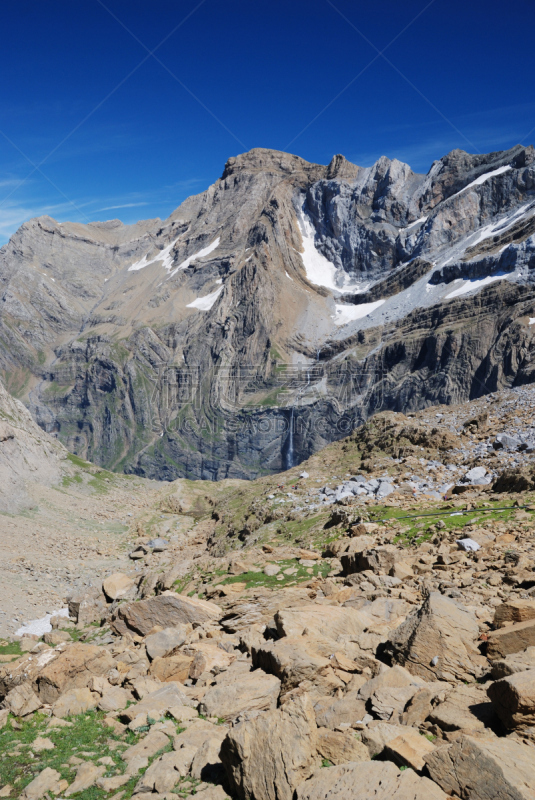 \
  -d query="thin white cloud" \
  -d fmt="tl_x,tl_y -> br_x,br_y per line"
97,201 -> 149,211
